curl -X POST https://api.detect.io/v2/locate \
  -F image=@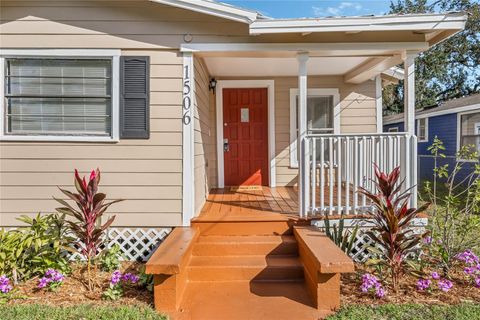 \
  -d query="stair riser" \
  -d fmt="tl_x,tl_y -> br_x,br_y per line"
193,243 -> 298,256
192,221 -> 293,236
187,267 -> 304,281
